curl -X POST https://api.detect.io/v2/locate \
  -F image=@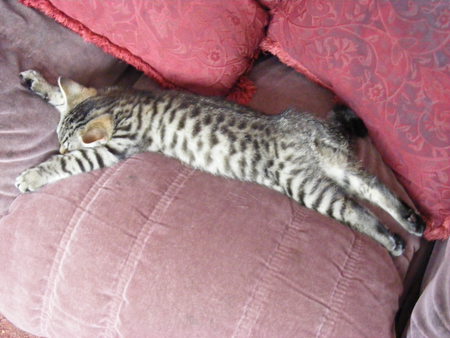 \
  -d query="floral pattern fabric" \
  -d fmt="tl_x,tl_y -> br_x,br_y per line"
26,0 -> 267,97
261,0 -> 450,239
